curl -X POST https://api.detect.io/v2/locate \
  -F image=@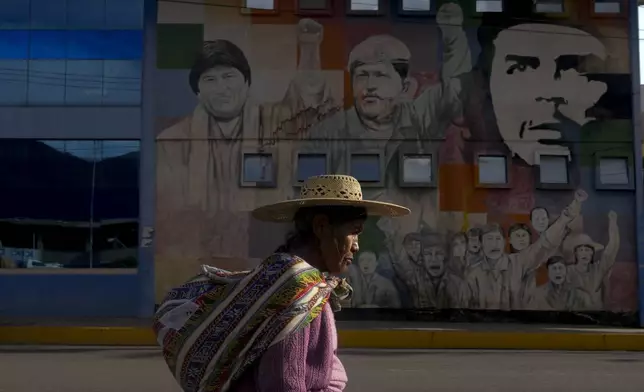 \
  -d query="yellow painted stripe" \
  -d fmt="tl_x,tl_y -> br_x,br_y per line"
2,326 -> 644,351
